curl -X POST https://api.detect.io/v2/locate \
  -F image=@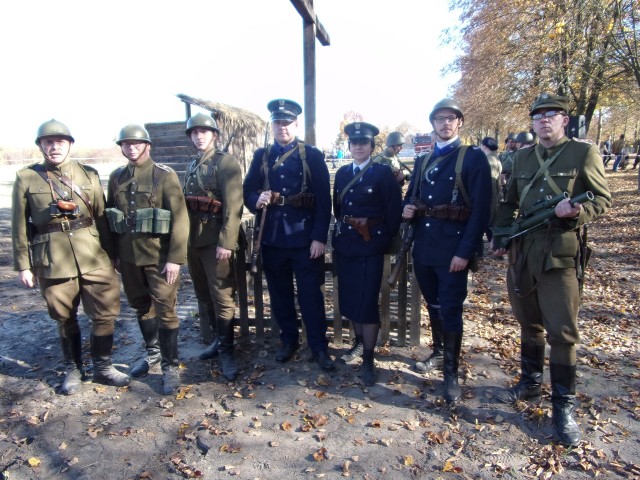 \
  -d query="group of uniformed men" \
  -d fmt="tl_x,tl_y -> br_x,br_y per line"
13,94 -> 611,447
